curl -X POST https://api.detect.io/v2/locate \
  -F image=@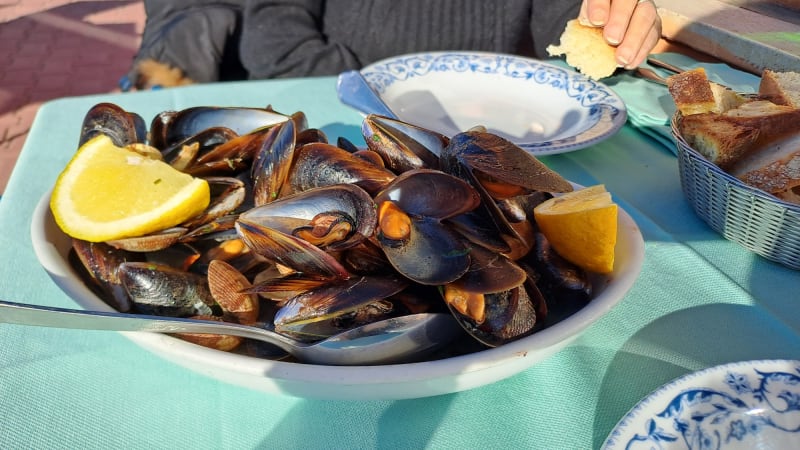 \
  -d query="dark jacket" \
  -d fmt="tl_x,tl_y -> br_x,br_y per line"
127,0 -> 580,86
